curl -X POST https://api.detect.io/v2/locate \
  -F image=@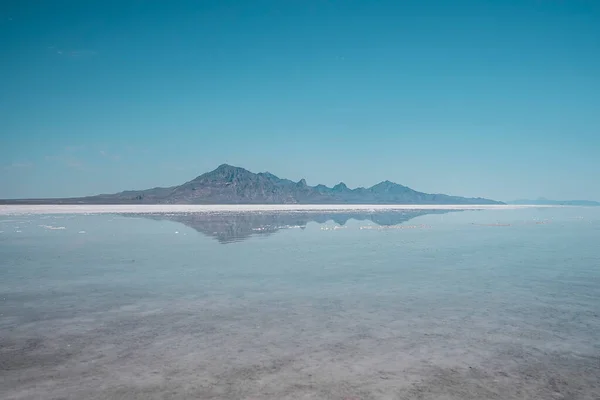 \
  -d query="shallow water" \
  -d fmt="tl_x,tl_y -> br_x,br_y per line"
1,207 -> 599,399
